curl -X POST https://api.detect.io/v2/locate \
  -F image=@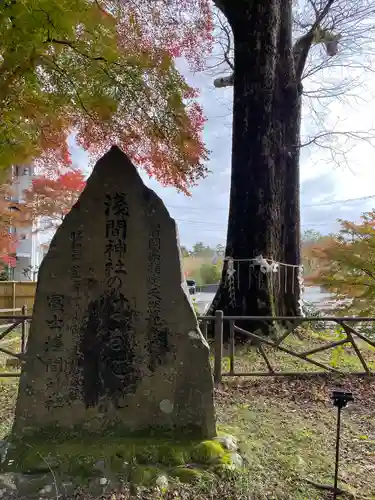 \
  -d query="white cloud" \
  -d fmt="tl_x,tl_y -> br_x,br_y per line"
69,40 -> 375,250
